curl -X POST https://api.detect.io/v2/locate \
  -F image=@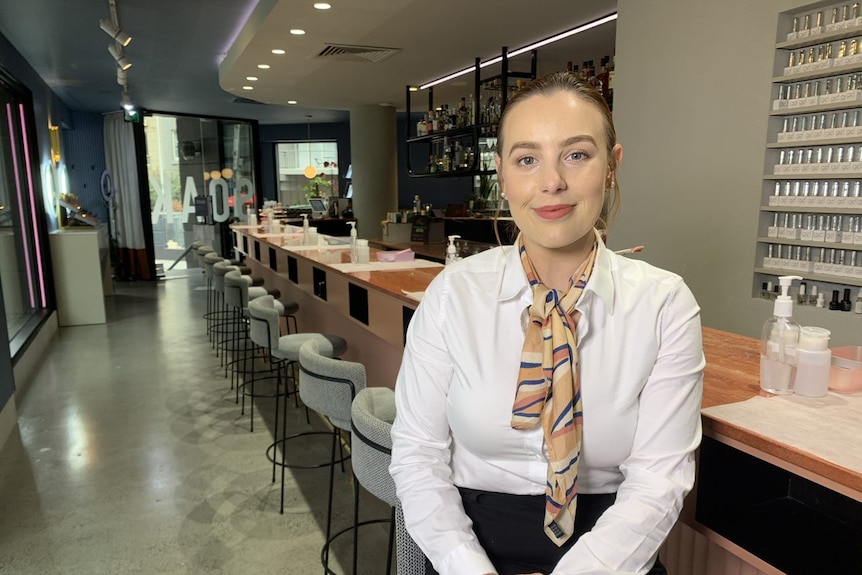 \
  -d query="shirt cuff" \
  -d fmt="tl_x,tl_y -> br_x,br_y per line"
436,540 -> 498,575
